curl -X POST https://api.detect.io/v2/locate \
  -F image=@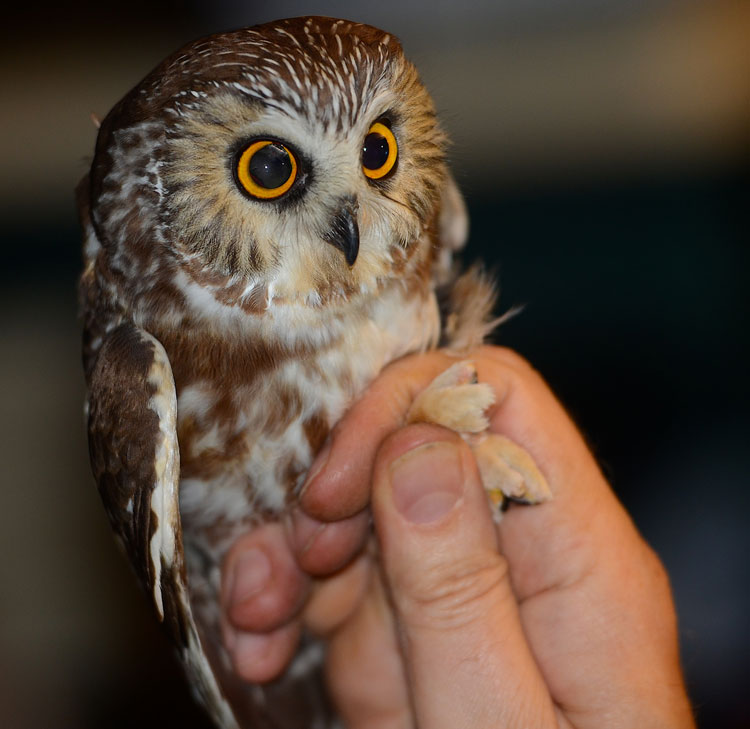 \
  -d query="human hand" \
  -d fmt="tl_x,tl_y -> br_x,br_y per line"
221,347 -> 695,728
